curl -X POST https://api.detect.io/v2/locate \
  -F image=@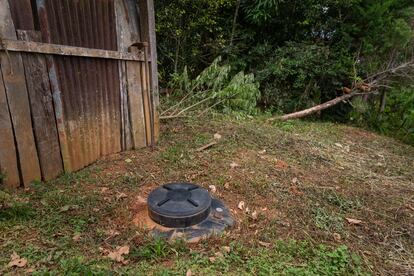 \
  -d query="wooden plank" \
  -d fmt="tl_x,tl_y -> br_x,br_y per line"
116,0 -> 146,149
0,0 -> 41,186
127,54 -> 147,148
36,0 -> 72,172
138,0 -> 159,143
138,0 -> 159,106
141,57 -> 152,146
0,39 -> 146,61
17,30 -> 63,181
0,66 -> 20,188
119,60 -> 133,150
